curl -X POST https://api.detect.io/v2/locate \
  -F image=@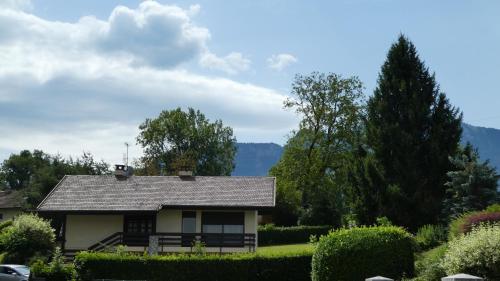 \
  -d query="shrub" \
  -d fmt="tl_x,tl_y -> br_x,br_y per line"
0,219 -> 13,232
311,226 -> 414,281
414,224 -> 447,251
413,244 -> 447,281
0,213 -> 56,263
258,224 -> 331,246
30,248 -> 76,281
485,204 -> 500,212
442,224 -> 500,279
448,210 -> 500,240
74,250 -> 312,281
